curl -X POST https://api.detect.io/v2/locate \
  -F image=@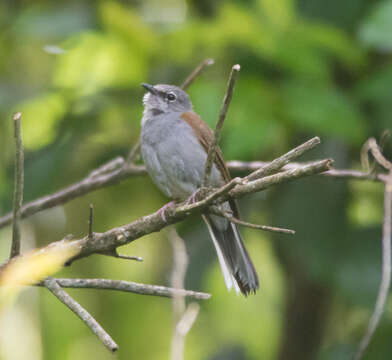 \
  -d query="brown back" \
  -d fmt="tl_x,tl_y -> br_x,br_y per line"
181,111 -> 240,218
